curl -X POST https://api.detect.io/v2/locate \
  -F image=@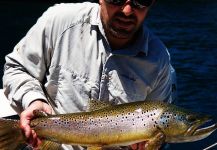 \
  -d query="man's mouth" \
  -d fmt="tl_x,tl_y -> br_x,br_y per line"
112,17 -> 136,30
